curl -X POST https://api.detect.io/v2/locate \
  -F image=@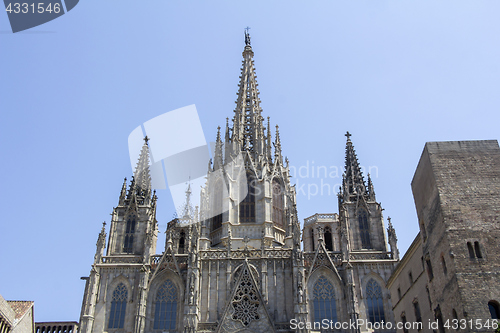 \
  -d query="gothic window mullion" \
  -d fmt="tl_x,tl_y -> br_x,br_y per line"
312,276 -> 337,324
108,283 -> 128,329
272,179 -> 284,228
366,279 -> 385,324
154,280 -> 178,330
211,180 -> 223,231
358,210 -> 371,249
240,174 -> 256,223
123,216 -> 136,253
